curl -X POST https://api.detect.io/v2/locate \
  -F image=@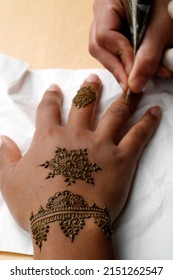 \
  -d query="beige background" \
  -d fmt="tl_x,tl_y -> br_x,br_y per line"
0,0 -> 102,259
0,0 -> 101,69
